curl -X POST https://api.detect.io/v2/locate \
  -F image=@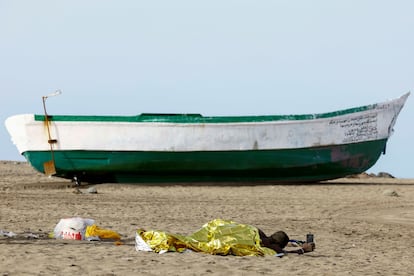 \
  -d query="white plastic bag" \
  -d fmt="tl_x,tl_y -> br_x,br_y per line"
53,217 -> 95,240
